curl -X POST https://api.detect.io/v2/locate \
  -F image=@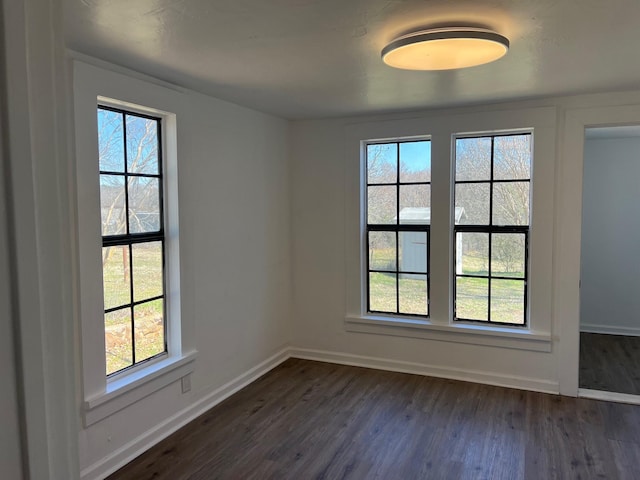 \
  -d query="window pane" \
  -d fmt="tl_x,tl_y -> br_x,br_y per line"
493,182 -> 530,226
456,232 -> 489,276
367,143 -> 397,184
126,114 -> 159,174
399,231 -> 427,273
456,277 -> 488,321
102,246 -> 131,310
128,177 -> 161,233
98,109 -> 124,172
133,242 -> 163,302
367,185 -> 397,224
492,234 -> 525,278
494,135 -> 531,180
455,183 -> 490,225
105,308 -> 132,375
134,299 -> 165,362
369,272 -> 397,313
368,231 -> 396,271
399,274 -> 427,315
100,174 -> 126,235
456,137 -> 491,181
491,279 -> 525,324
400,141 -> 431,182
399,185 -> 430,223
